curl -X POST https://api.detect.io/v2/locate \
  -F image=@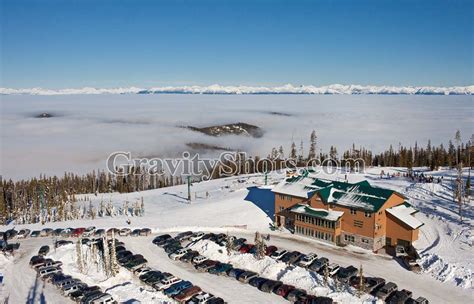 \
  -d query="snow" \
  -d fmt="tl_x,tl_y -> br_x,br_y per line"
46,244 -> 173,303
1,84 -> 473,95
0,167 -> 473,303
386,205 -> 423,229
